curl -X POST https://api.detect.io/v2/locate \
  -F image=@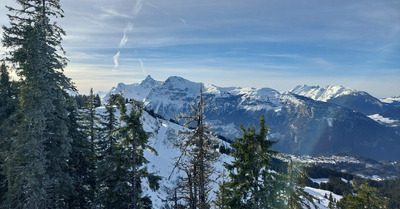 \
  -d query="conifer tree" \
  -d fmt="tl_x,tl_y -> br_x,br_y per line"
0,62 -> 17,205
221,115 -> 279,209
174,85 -> 220,209
95,96 -> 125,208
112,95 -> 161,209
338,181 -> 388,209
284,159 -> 316,209
213,169 -> 229,209
66,97 -> 94,208
79,88 -> 100,199
2,0 -> 74,207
